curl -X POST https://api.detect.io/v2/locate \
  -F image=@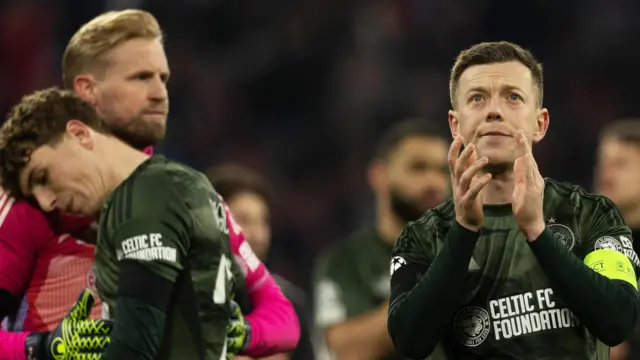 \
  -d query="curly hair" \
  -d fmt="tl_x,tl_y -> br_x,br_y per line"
0,87 -> 109,198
